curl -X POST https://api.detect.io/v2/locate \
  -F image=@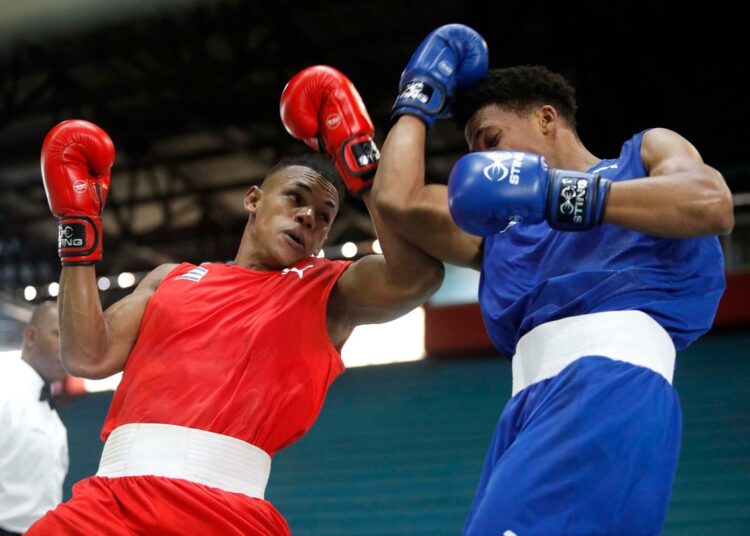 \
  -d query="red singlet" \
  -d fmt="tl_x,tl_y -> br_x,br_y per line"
28,257 -> 352,536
